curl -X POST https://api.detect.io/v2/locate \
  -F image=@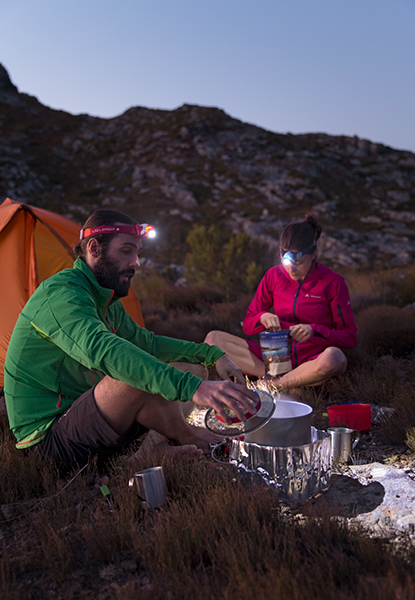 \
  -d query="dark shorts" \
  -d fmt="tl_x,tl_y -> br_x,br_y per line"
27,386 -> 148,470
